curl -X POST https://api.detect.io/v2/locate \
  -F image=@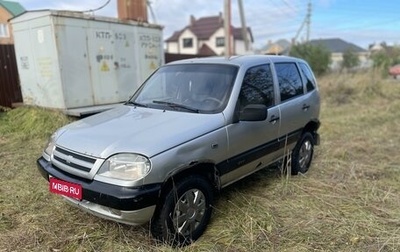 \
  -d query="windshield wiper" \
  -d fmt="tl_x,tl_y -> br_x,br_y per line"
125,101 -> 148,107
152,100 -> 199,113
